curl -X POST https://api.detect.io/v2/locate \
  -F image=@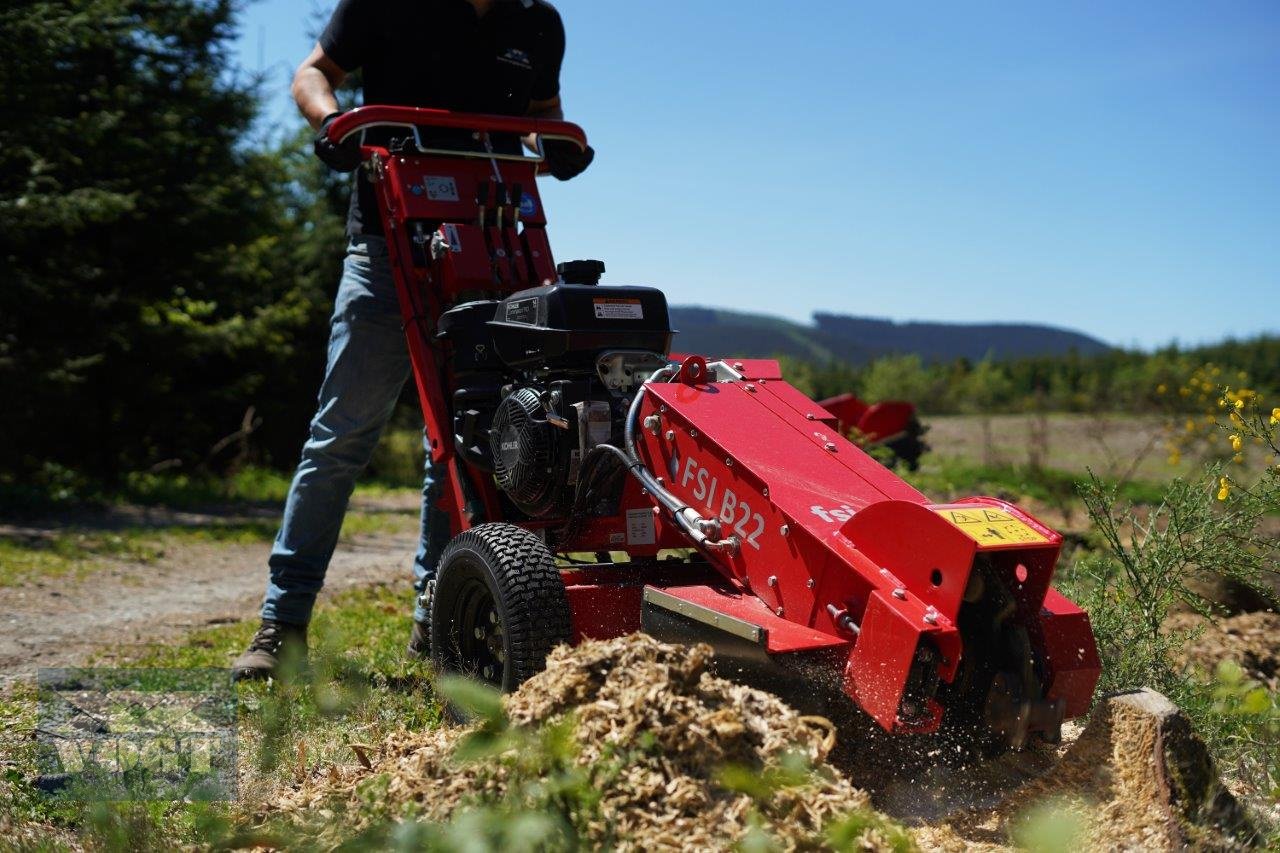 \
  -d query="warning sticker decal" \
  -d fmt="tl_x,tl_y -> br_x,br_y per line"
594,298 -> 643,320
934,506 -> 1050,546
